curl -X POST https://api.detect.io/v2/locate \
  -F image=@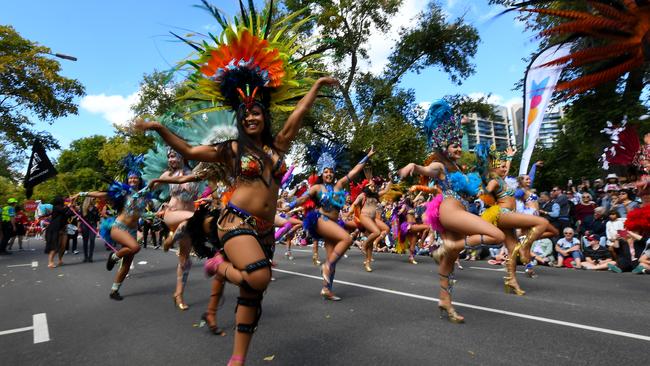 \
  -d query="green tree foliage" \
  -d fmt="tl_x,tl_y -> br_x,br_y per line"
280,0 -> 483,172
0,176 -> 25,204
57,135 -> 108,173
0,25 -> 85,170
130,69 -> 187,118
